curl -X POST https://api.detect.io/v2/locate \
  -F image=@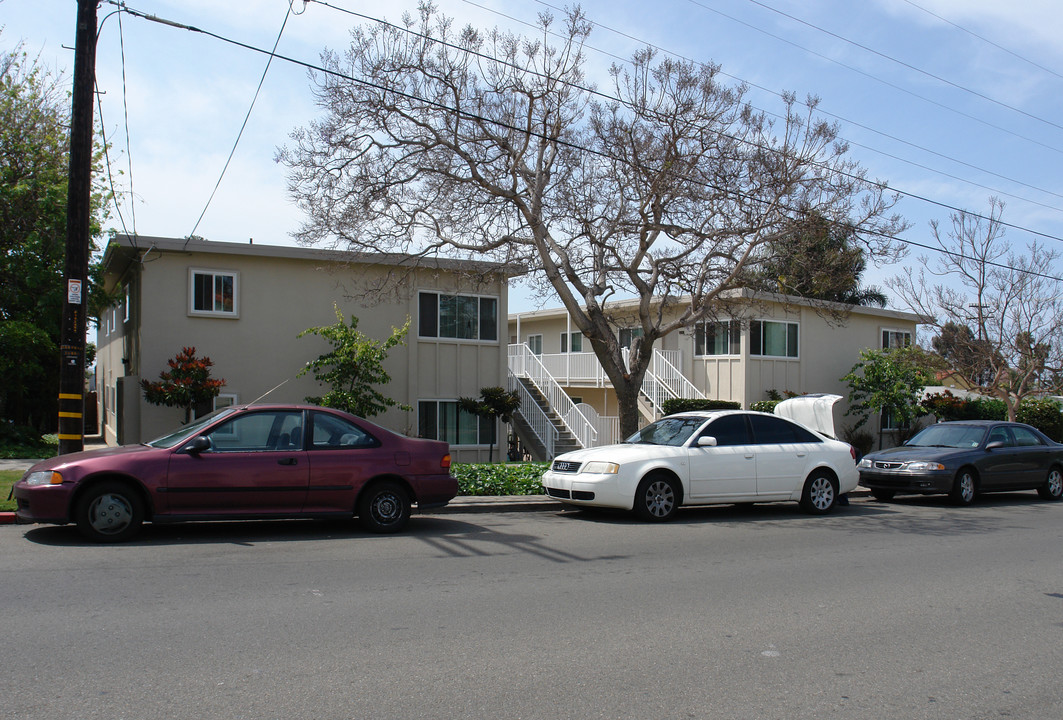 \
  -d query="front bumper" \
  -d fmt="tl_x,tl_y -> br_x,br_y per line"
541,471 -> 631,510
13,482 -> 74,525
858,470 -> 953,495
